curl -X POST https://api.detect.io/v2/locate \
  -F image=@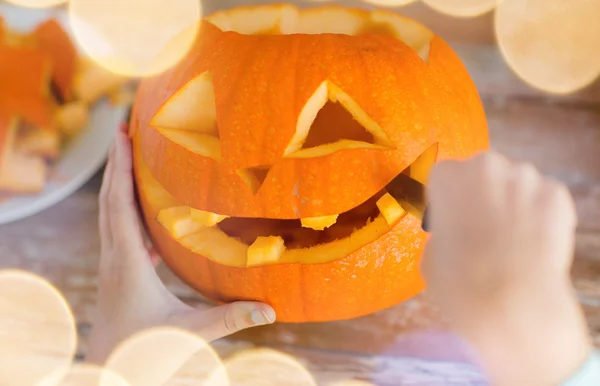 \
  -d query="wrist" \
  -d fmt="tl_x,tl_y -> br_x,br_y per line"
461,283 -> 591,386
